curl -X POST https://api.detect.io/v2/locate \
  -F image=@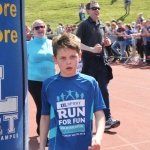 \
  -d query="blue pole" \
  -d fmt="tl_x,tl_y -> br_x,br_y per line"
0,0 -> 28,149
